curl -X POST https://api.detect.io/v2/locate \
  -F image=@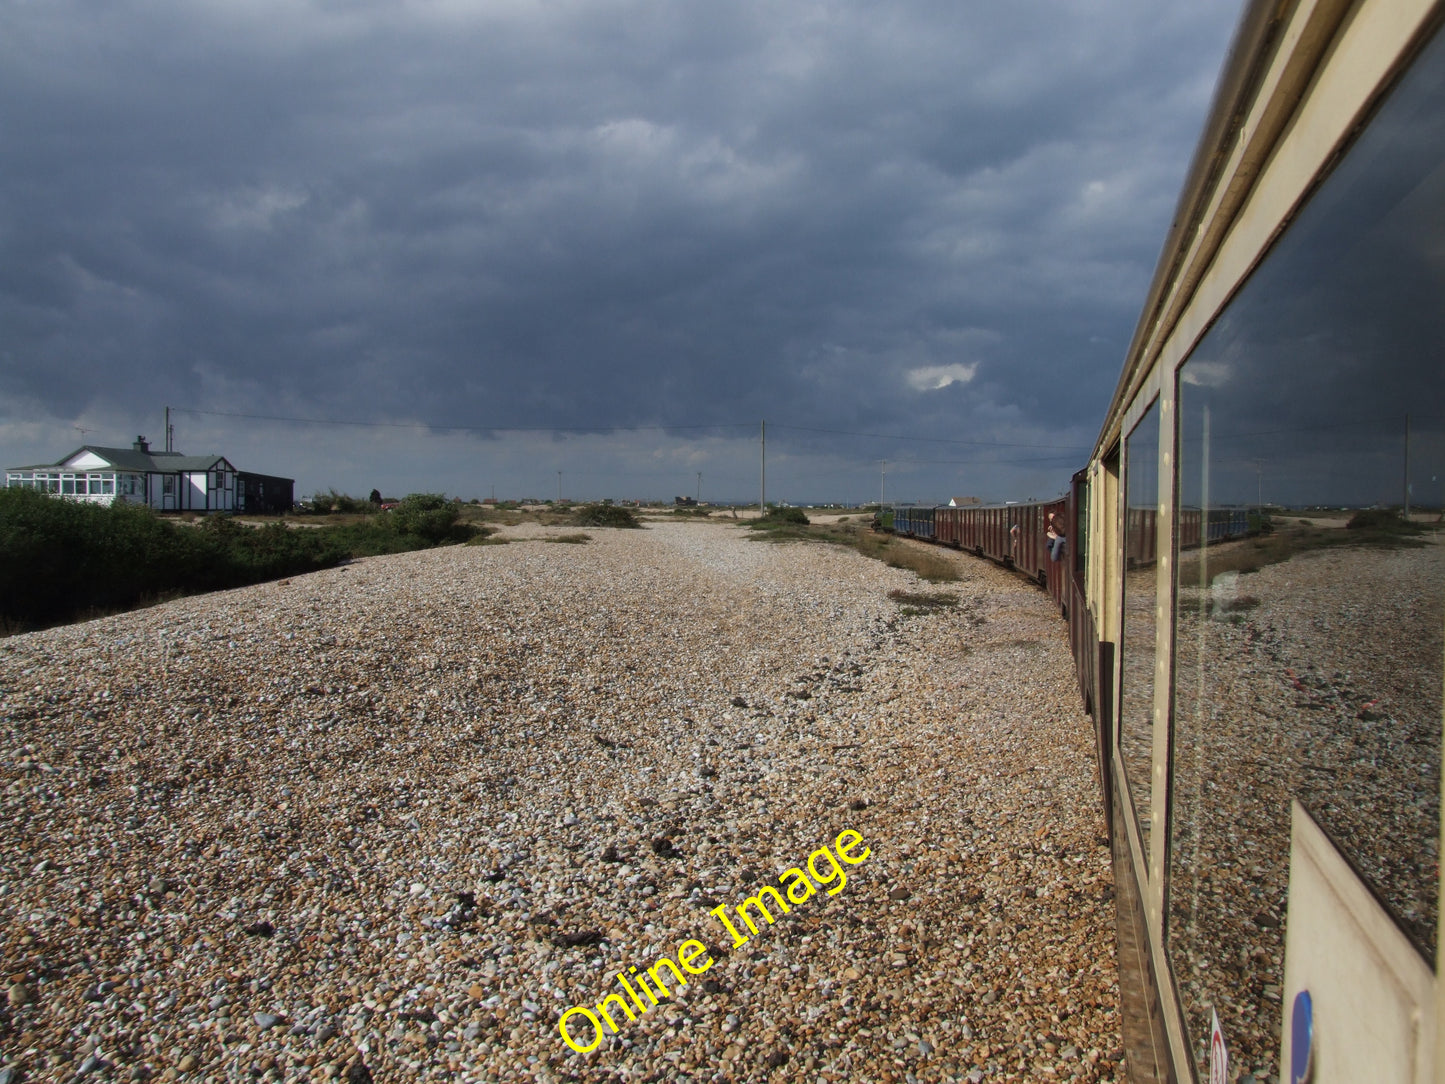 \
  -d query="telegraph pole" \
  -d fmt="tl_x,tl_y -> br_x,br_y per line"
760,419 -> 766,515
1404,412 -> 1411,519
696,472 -> 702,502
880,459 -> 886,506
557,471 -> 562,504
